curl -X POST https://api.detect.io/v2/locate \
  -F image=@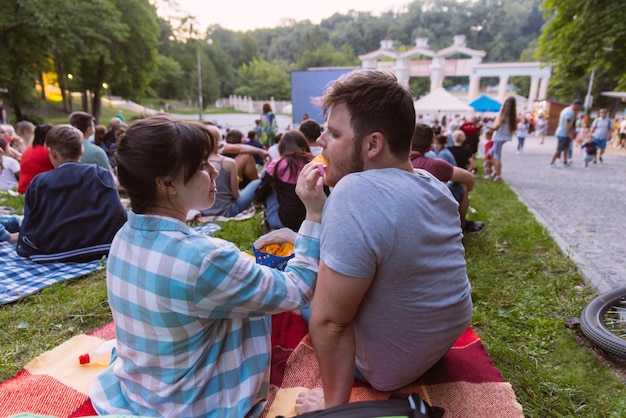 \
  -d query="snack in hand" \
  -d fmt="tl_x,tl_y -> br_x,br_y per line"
312,154 -> 328,176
